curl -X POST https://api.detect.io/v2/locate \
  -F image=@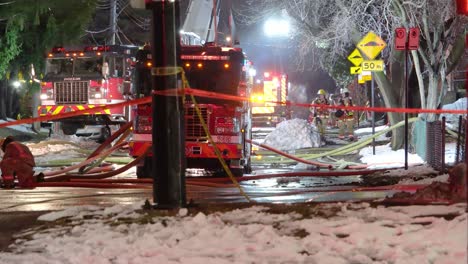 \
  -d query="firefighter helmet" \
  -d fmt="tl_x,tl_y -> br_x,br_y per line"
317,89 -> 327,95
340,88 -> 349,94
0,136 -> 14,151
